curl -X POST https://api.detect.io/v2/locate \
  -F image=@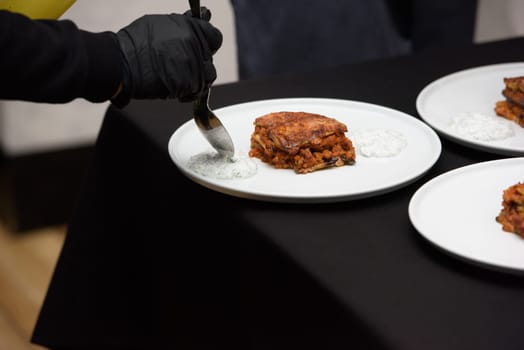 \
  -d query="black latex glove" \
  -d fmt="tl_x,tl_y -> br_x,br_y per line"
112,7 -> 222,107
